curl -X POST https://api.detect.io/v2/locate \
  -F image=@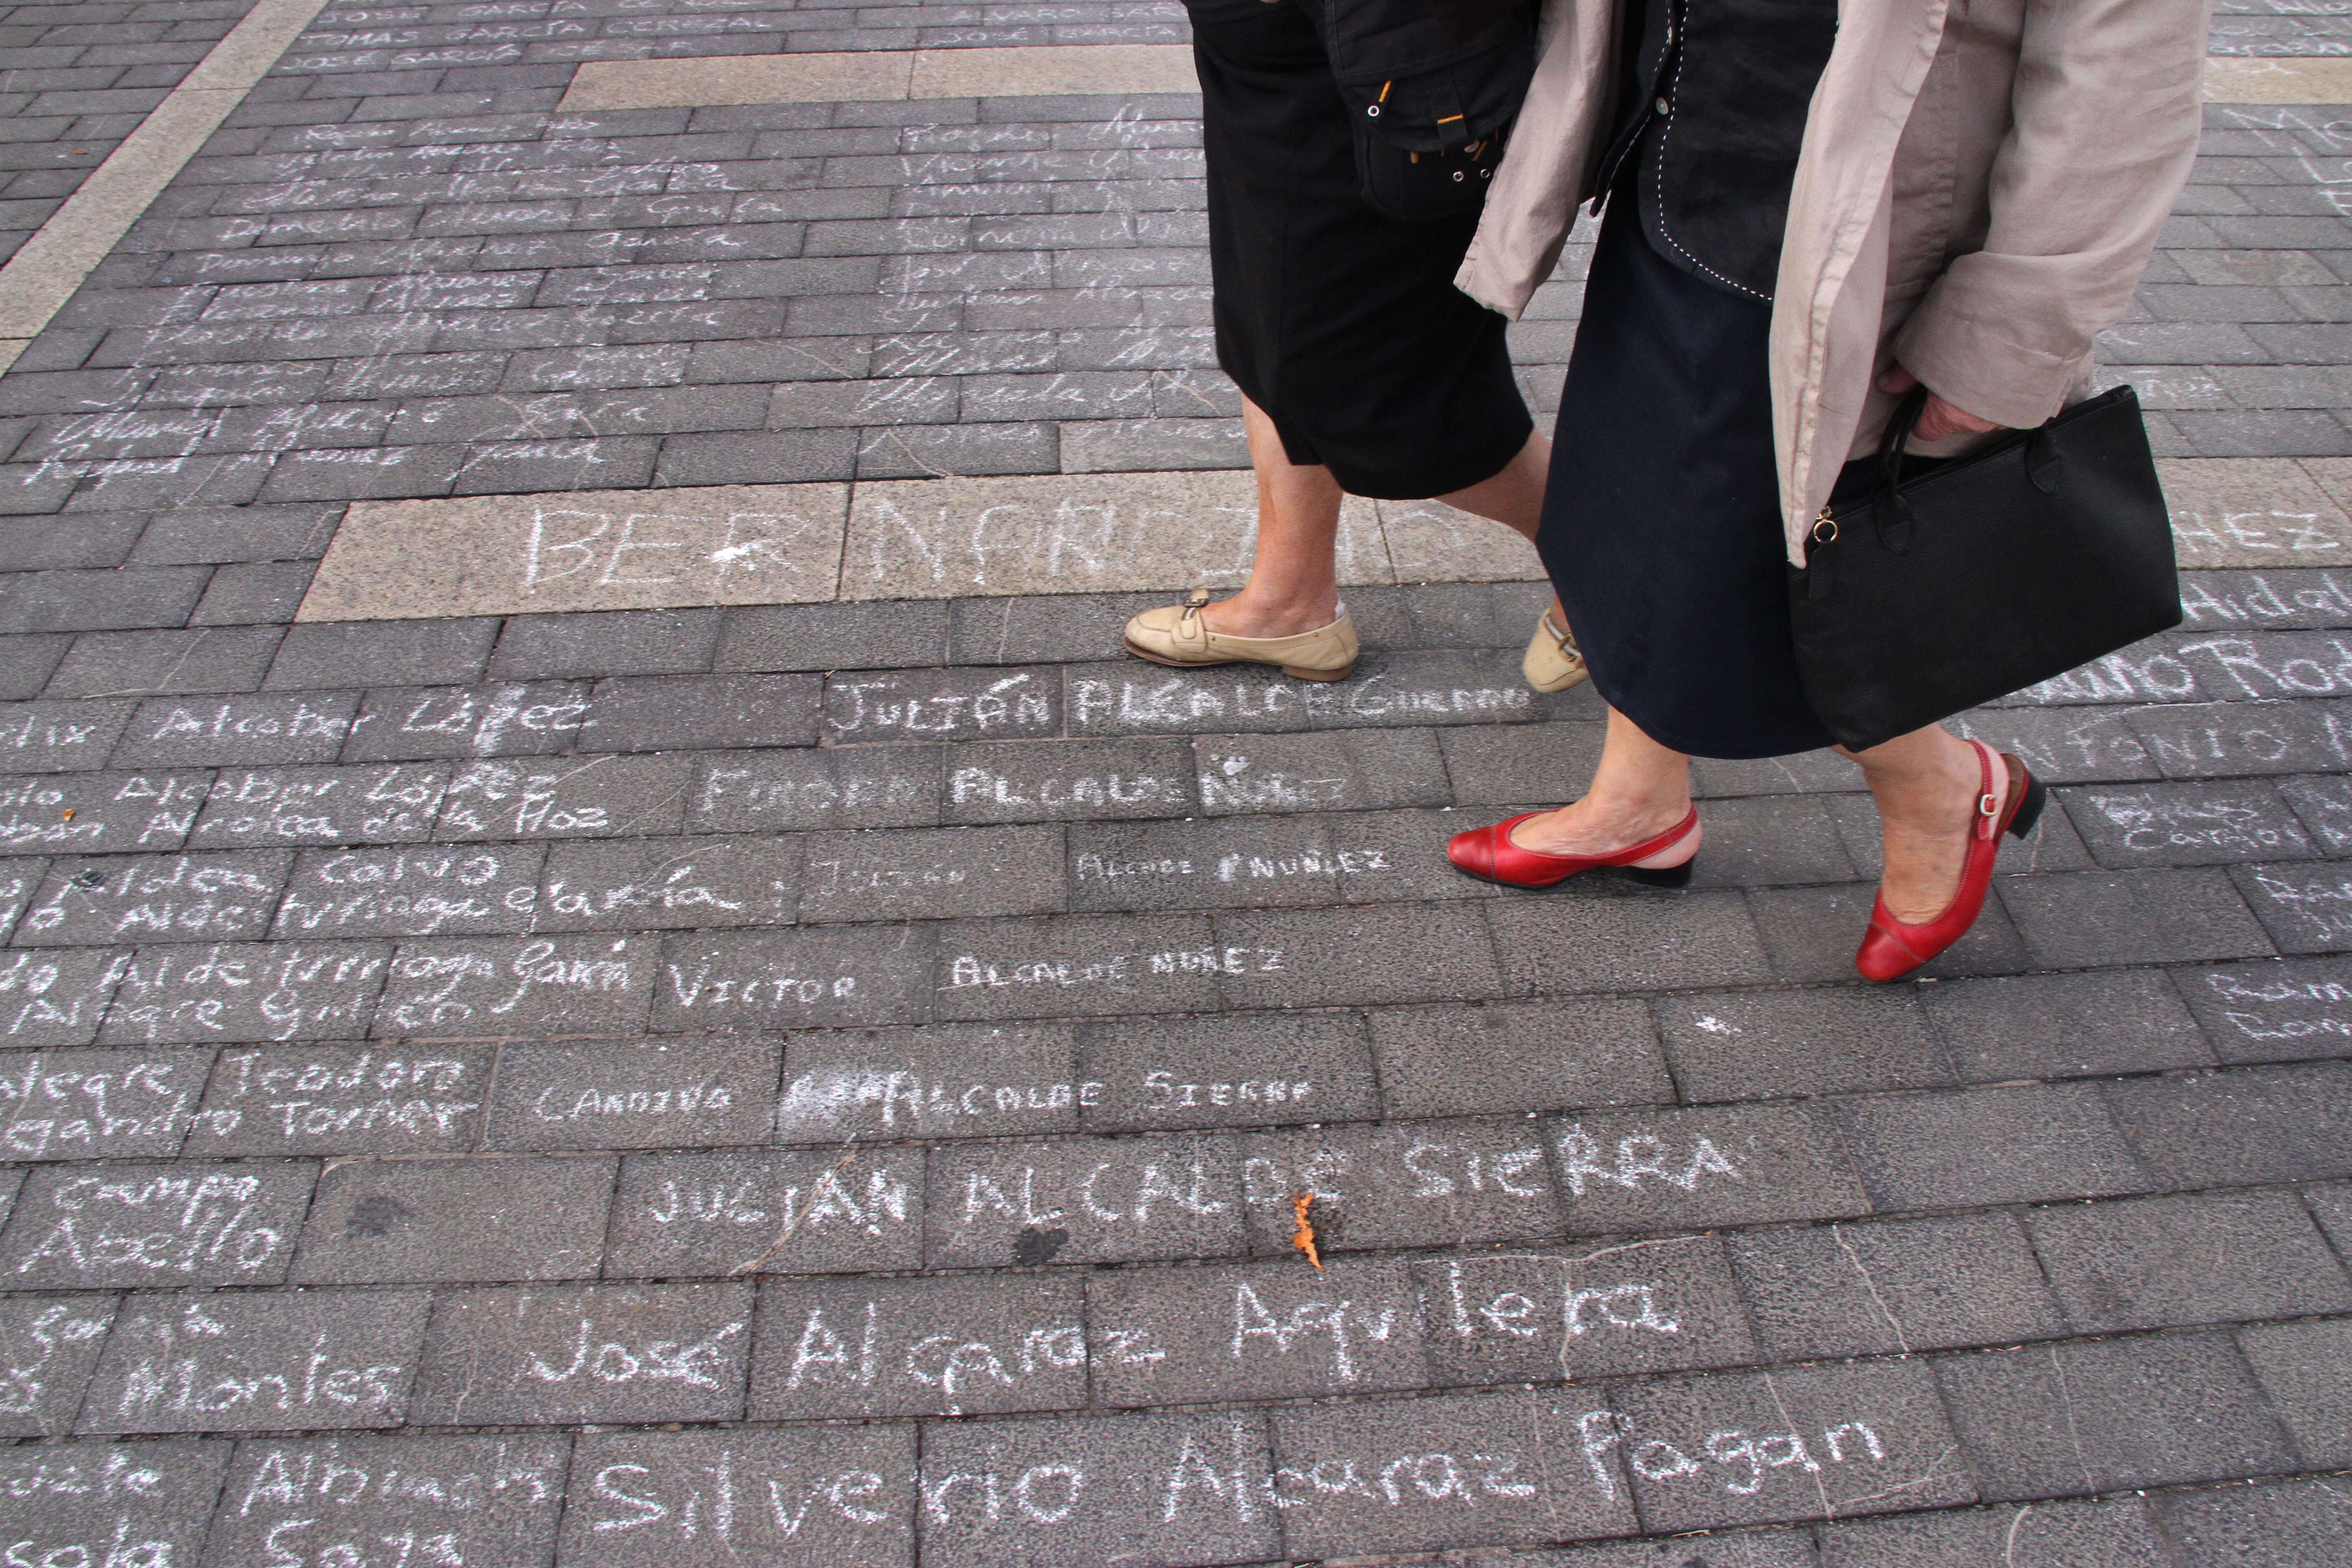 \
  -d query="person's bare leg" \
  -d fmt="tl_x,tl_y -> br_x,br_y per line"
1198,395 -> 1347,639
1506,703 -> 1698,863
1440,429 -> 1567,628
1846,723 -> 1988,923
